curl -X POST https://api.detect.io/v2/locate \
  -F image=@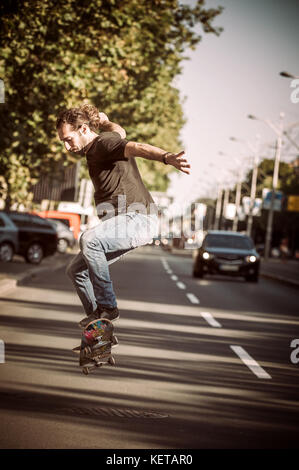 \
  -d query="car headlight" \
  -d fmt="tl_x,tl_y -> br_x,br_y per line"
246,255 -> 257,263
202,251 -> 213,260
